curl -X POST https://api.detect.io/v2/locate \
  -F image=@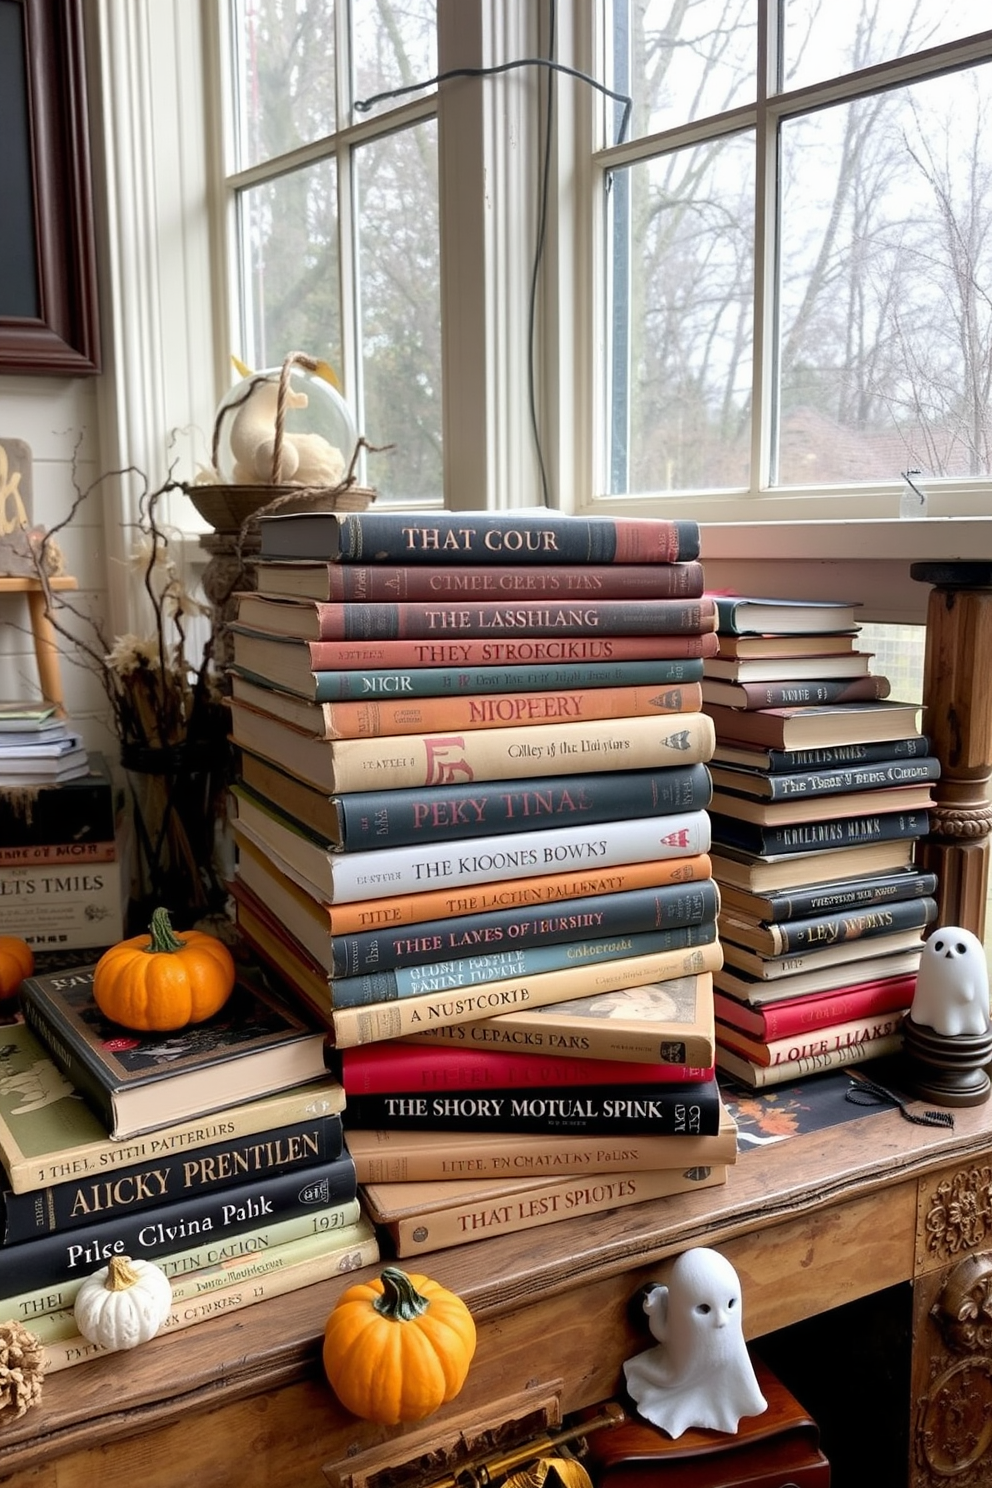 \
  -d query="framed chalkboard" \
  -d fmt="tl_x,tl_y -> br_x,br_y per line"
0,0 -> 100,375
